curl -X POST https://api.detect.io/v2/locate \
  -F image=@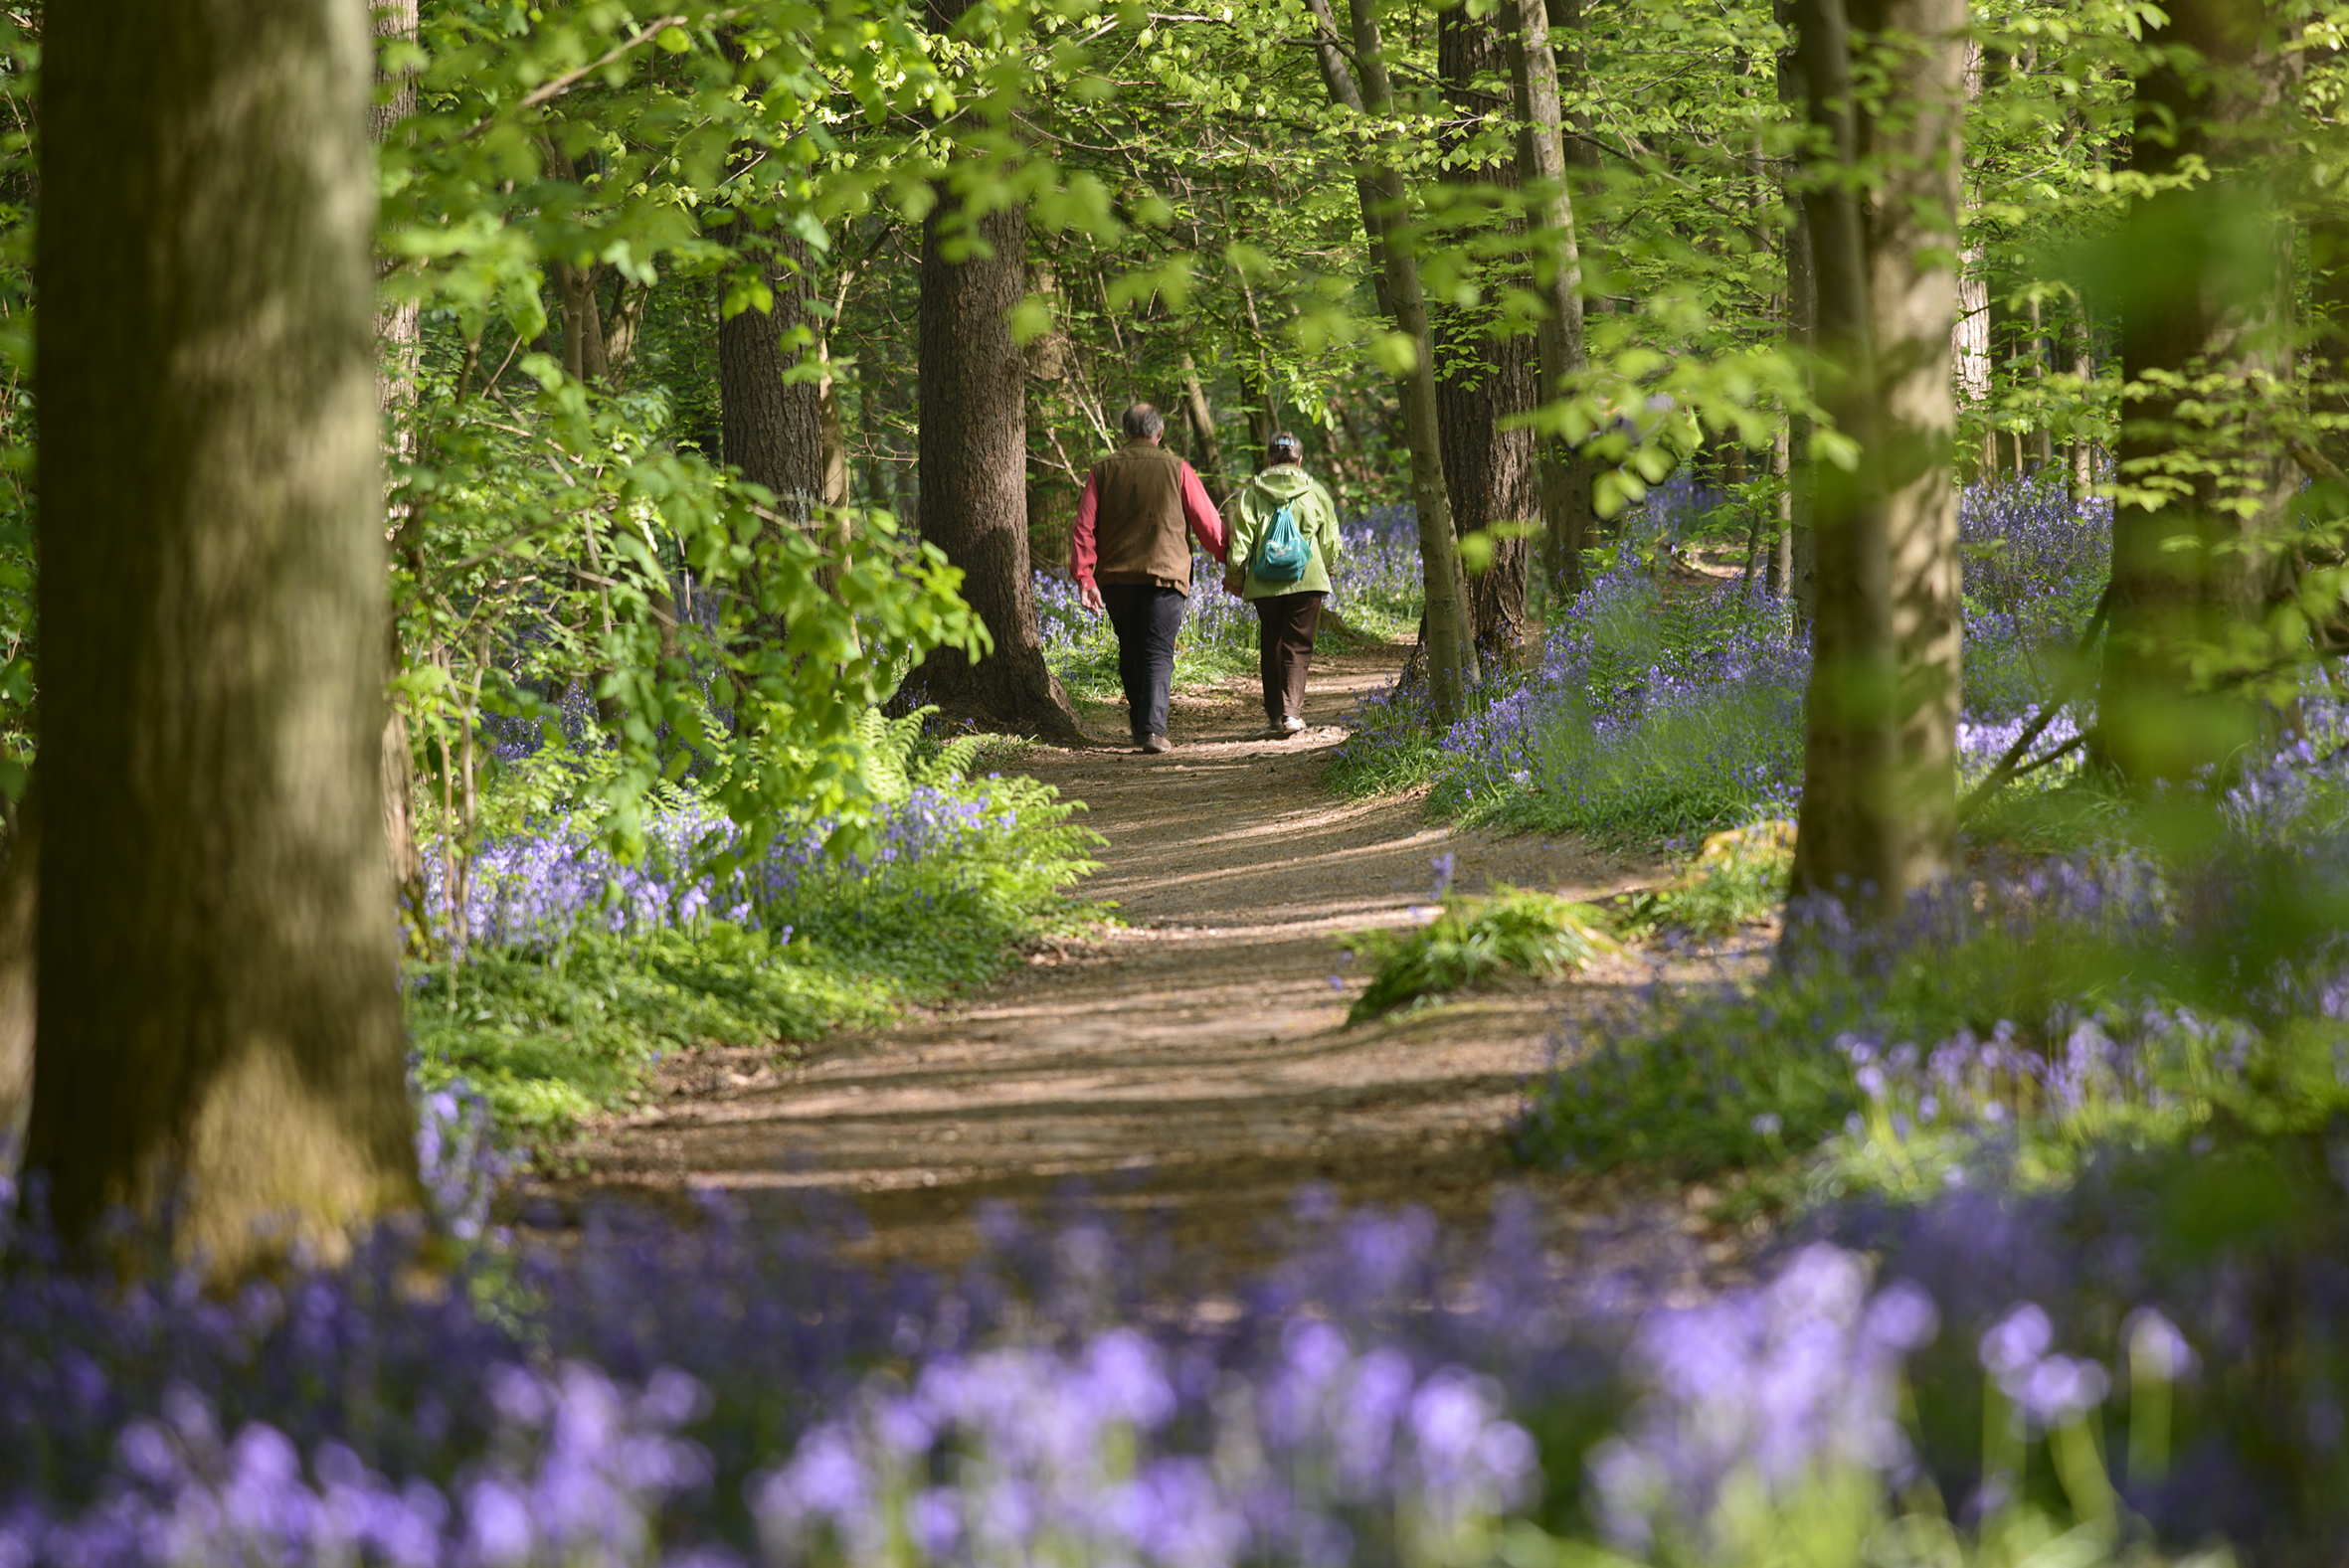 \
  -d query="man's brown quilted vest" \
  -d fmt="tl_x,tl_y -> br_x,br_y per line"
1091,440 -> 1193,593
